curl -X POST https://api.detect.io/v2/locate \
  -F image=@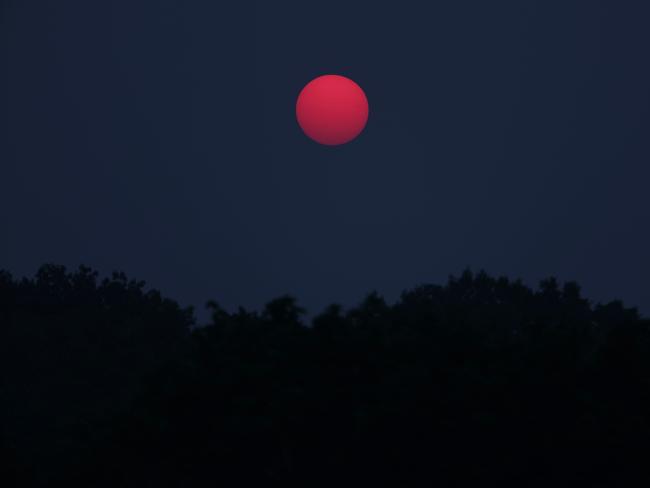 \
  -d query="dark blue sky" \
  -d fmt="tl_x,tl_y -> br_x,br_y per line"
2,0 -> 649,319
